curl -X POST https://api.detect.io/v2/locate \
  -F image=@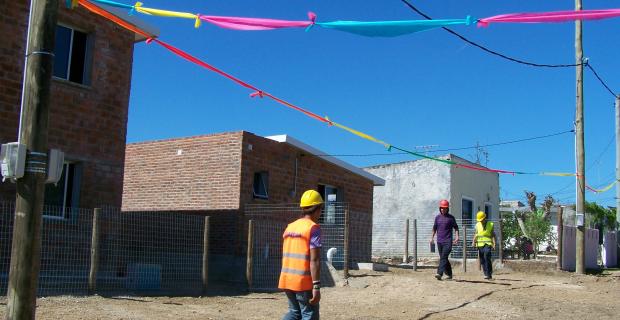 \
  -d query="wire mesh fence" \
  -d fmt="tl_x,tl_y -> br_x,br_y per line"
0,201 -> 206,296
245,203 -> 351,291
371,216 -> 501,264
